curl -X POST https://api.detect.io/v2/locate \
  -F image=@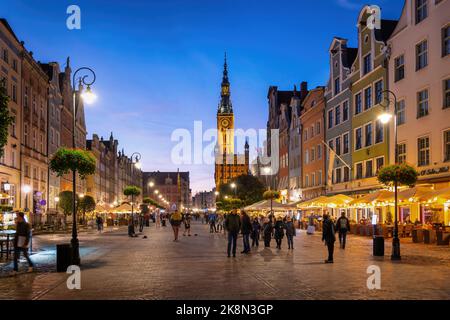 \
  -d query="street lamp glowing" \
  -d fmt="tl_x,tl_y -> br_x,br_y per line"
154,190 -> 159,194
231,183 -> 236,188
225,195 -> 229,199
22,185 -> 31,194
158,194 -> 162,199
148,181 -> 154,187
54,196 -> 60,203
263,167 -> 271,174
214,191 -> 219,196
79,193 -> 85,199
81,85 -> 97,104
378,112 -> 393,124
134,161 -> 142,169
